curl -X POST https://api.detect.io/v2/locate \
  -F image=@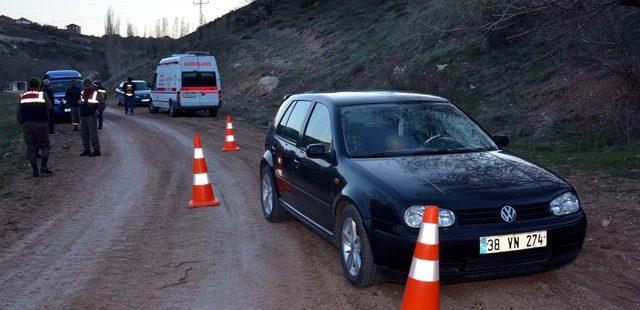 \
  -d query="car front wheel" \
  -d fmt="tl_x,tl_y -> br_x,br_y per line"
260,166 -> 287,222
339,204 -> 382,287
148,101 -> 159,114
